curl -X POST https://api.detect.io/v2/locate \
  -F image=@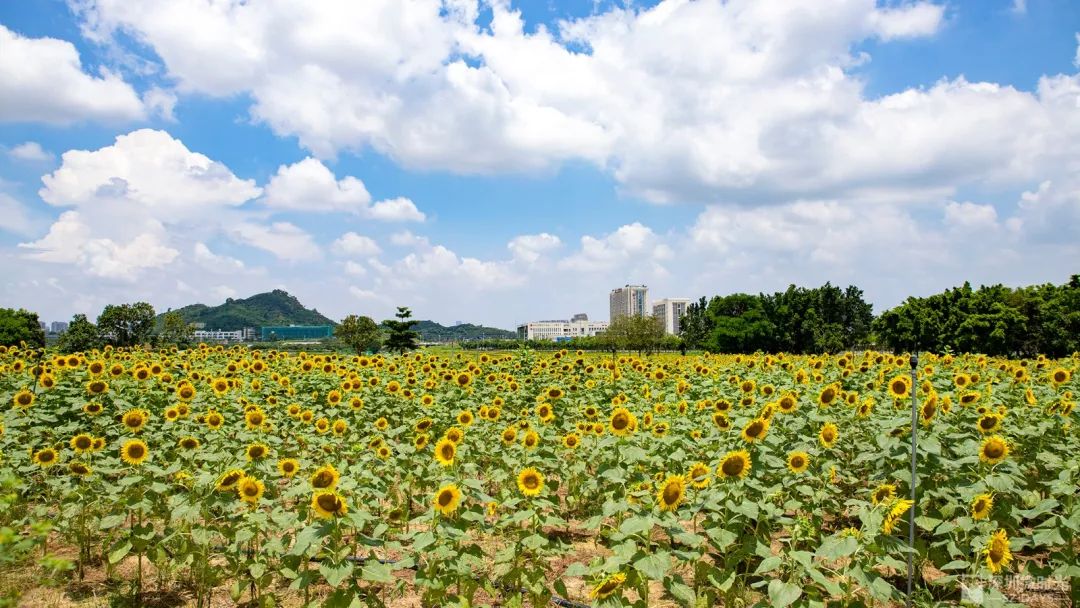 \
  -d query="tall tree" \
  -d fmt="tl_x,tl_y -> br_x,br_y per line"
336,314 -> 383,353
0,308 -> 45,349
57,314 -> 102,353
157,310 -> 194,348
382,307 -> 420,353
678,296 -> 712,349
97,302 -> 156,348
604,314 -> 665,354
